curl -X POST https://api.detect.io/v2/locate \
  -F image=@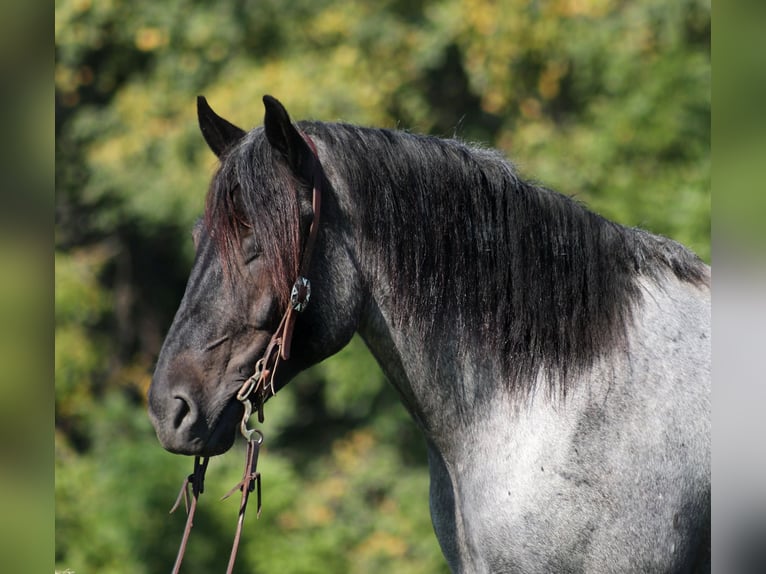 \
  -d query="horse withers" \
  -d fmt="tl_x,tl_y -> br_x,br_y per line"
148,96 -> 710,573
